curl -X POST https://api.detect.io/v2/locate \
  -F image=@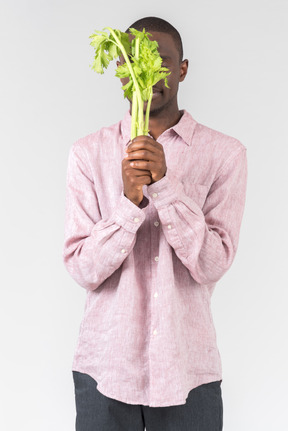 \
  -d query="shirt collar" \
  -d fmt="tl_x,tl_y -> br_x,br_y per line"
170,110 -> 198,146
120,109 -> 198,146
